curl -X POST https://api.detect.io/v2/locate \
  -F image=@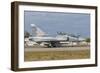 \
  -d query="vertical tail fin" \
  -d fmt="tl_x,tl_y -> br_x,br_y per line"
31,24 -> 45,37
